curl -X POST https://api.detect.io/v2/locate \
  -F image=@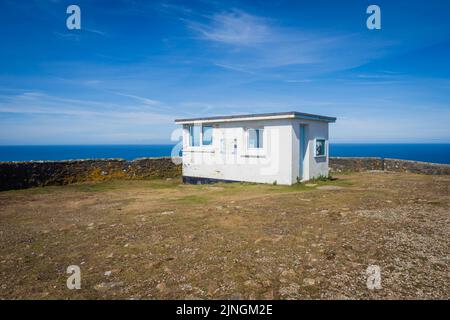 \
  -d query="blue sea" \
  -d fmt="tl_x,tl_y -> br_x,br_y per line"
0,144 -> 449,164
